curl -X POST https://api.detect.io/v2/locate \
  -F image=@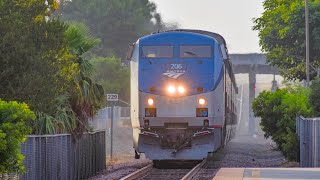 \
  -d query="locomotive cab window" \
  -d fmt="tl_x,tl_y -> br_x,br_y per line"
180,45 -> 212,58
141,46 -> 173,58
